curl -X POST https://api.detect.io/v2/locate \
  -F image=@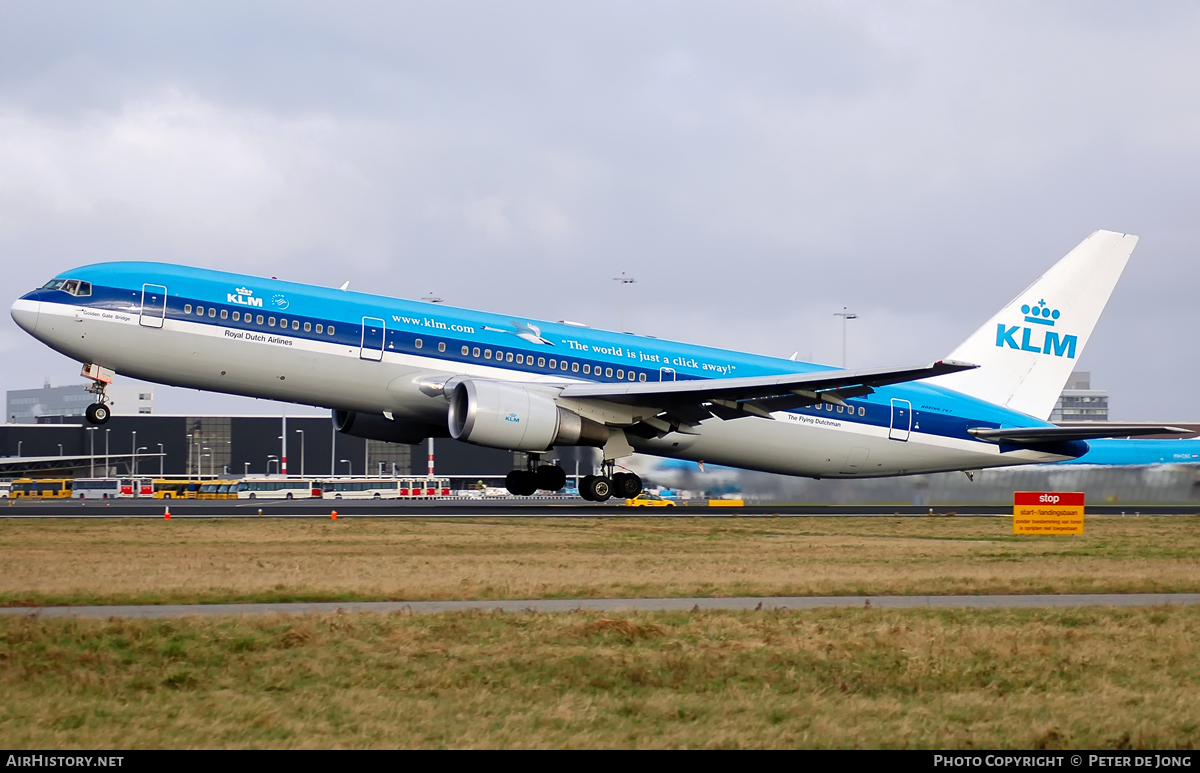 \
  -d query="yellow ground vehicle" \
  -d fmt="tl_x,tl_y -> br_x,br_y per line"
153,480 -> 199,499
625,492 -> 677,507
9,478 -> 73,498
196,480 -> 238,500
